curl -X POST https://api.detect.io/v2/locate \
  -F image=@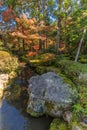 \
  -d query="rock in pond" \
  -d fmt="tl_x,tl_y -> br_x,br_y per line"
27,72 -> 76,117
0,74 -> 9,99
0,88 -> 3,99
